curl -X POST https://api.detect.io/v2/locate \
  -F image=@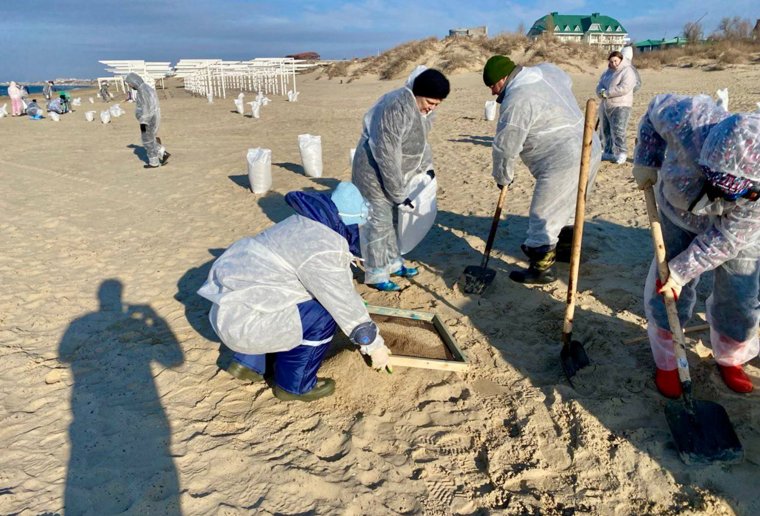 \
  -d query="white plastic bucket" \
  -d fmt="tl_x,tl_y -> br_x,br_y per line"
484,100 -> 497,121
298,134 -> 323,178
247,148 -> 272,194
396,173 -> 437,254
